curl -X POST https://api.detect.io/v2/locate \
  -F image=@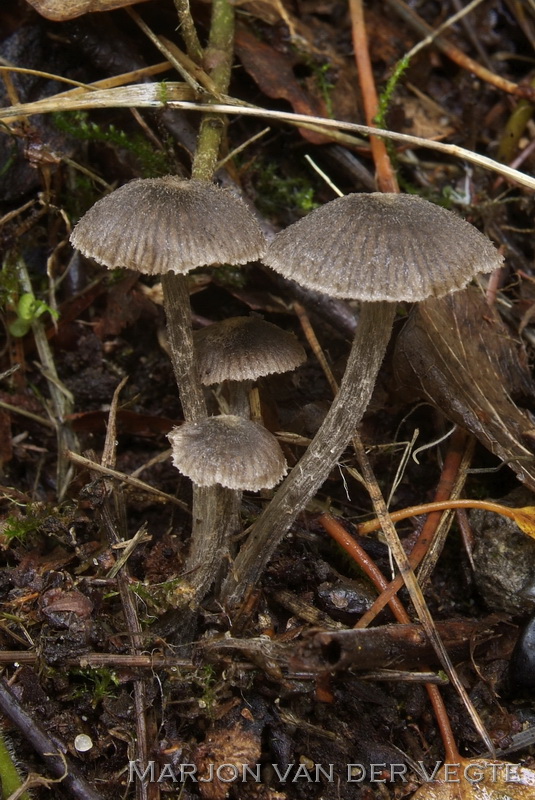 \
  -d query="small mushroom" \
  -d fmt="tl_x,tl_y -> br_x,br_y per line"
168,415 -> 287,491
224,192 -> 504,603
194,316 -> 306,416
71,177 -> 265,278
70,177 -> 266,421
